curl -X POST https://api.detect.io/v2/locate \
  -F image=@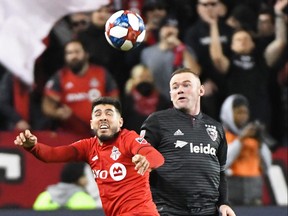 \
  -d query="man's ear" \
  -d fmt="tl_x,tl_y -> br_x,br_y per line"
119,117 -> 123,127
200,85 -> 205,96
